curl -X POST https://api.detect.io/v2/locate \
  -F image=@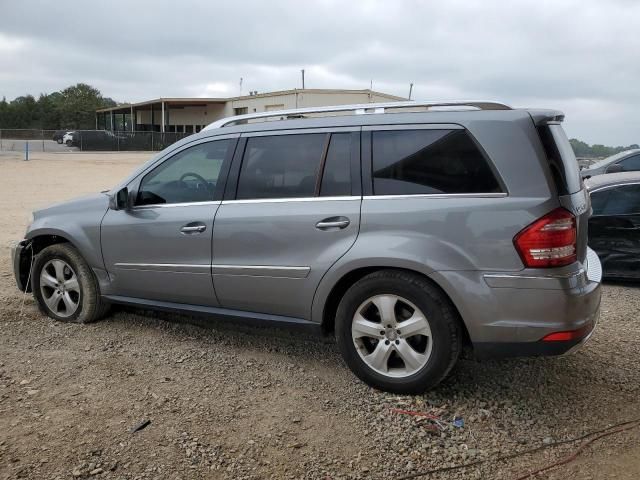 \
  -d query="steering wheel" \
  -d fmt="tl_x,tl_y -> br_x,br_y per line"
179,172 -> 210,188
